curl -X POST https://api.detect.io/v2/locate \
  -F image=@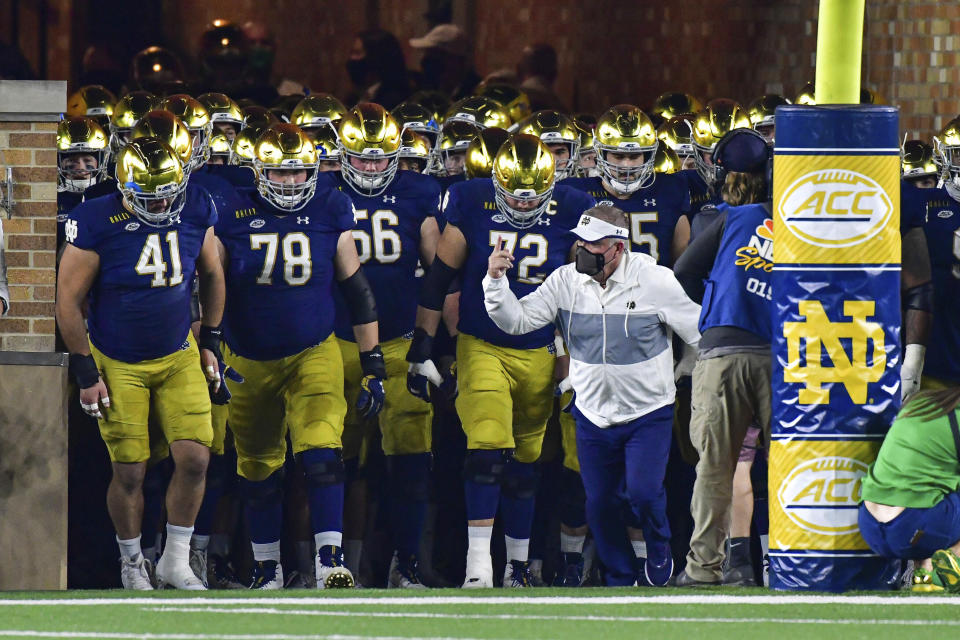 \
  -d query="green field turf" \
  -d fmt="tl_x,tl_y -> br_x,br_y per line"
1,588 -> 959,640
